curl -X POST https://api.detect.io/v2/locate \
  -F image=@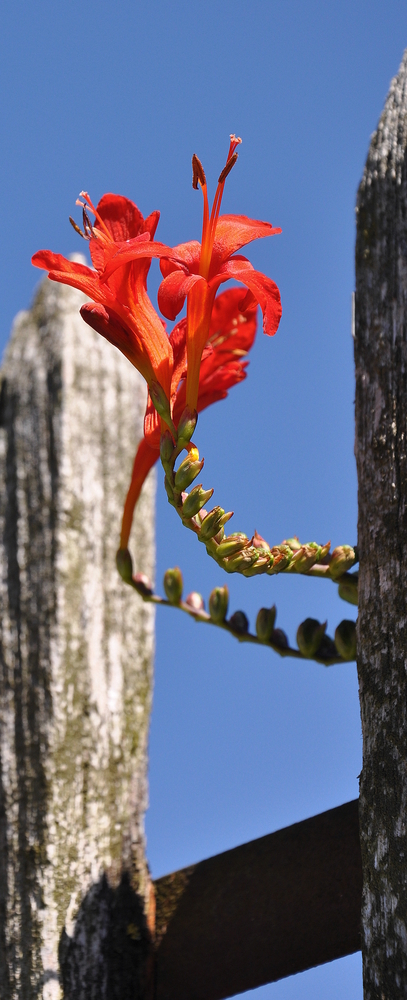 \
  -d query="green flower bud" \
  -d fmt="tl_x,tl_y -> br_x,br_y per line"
116,547 -> 133,583
160,430 -> 175,467
174,454 -> 204,491
209,585 -> 229,623
256,605 -> 277,642
177,406 -> 198,446
284,536 -> 302,551
222,549 -> 254,573
335,619 -> 357,660
296,618 -> 327,657
268,545 -> 293,574
149,381 -> 173,426
338,573 -> 358,606
229,610 -> 249,634
200,507 -> 230,542
243,554 -> 273,577
163,566 -> 183,604
329,545 -> 356,580
181,485 -> 214,519
216,533 -> 249,559
291,543 -> 320,573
